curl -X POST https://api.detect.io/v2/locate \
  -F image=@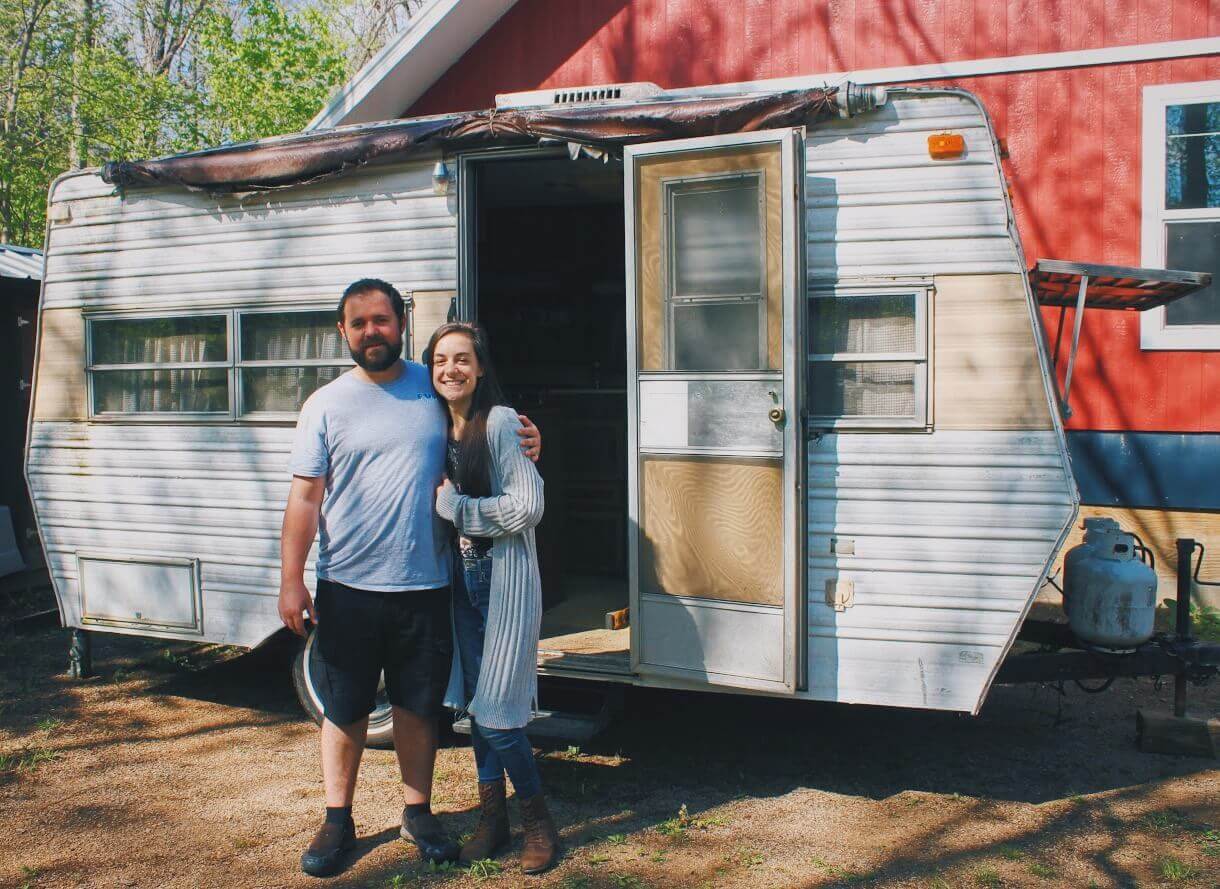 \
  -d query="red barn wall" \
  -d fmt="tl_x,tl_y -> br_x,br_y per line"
408,0 -> 1220,436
